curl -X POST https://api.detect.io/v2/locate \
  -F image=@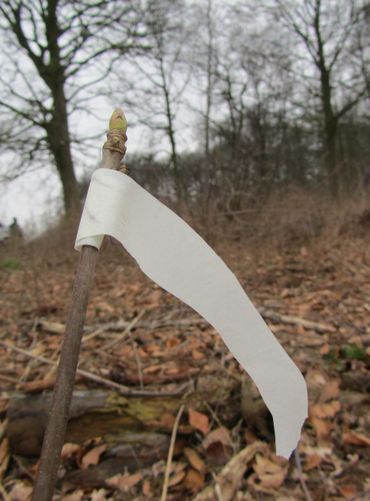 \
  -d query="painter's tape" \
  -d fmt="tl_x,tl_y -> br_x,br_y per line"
75,168 -> 307,458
